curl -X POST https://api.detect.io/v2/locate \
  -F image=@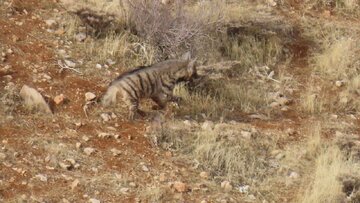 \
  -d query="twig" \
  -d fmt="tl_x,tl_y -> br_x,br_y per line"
57,60 -> 83,75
